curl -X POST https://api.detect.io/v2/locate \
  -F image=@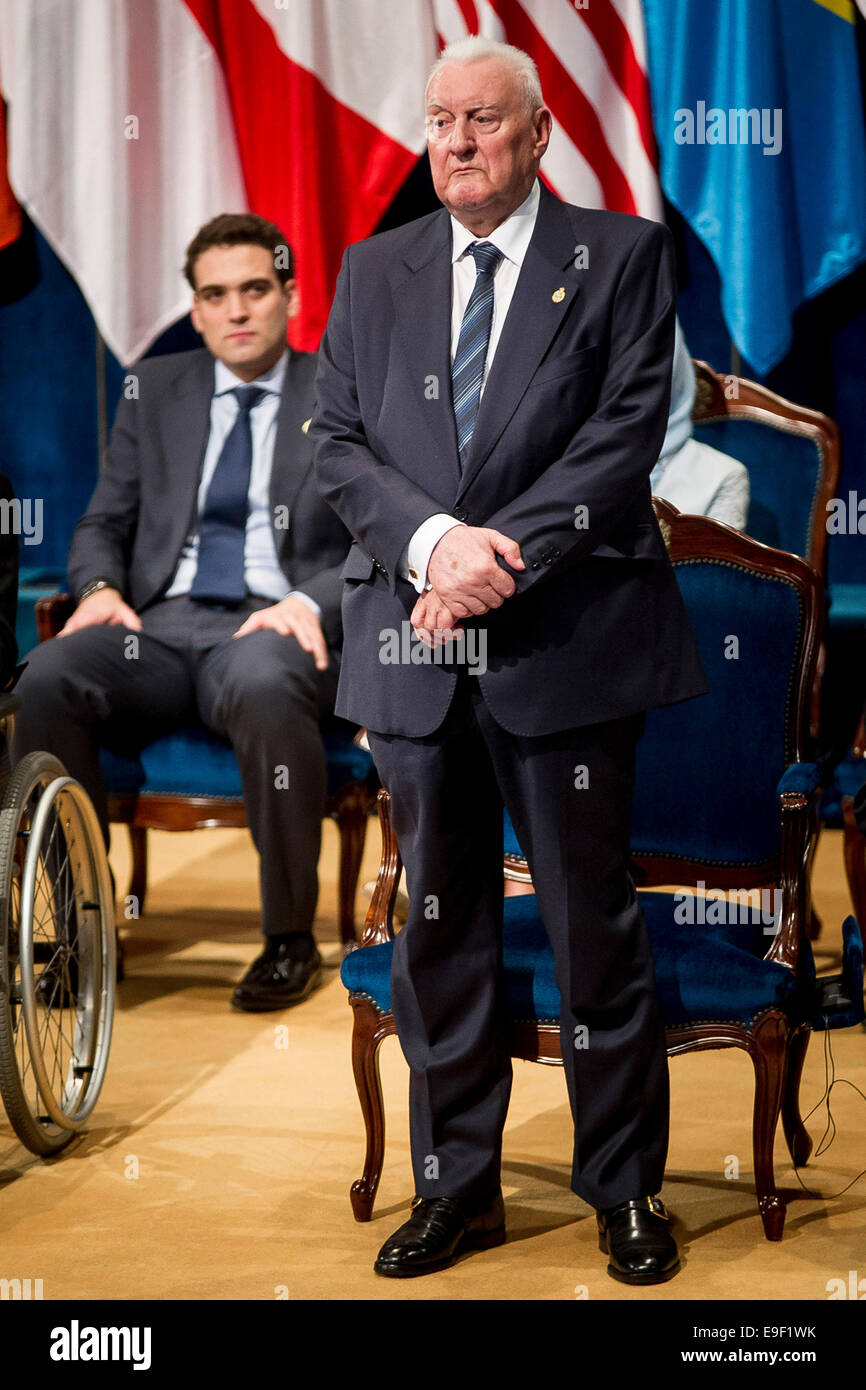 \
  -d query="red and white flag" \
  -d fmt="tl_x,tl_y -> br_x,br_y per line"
0,0 -> 659,362
0,0 -> 437,360
0,0 -> 248,363
185,0 -> 438,351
